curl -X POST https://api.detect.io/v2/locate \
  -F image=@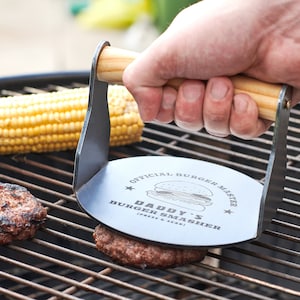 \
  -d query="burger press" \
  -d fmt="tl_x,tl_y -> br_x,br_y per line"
73,40 -> 292,248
